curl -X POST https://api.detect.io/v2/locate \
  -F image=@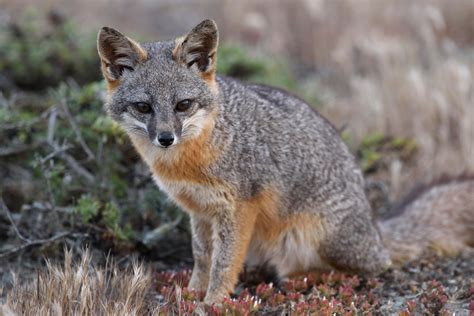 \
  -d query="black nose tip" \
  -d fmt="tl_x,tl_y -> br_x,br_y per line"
157,132 -> 174,147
